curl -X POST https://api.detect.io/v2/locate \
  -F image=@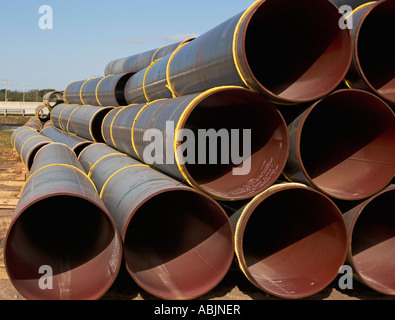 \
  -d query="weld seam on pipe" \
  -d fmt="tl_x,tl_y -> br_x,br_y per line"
99,164 -> 150,198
